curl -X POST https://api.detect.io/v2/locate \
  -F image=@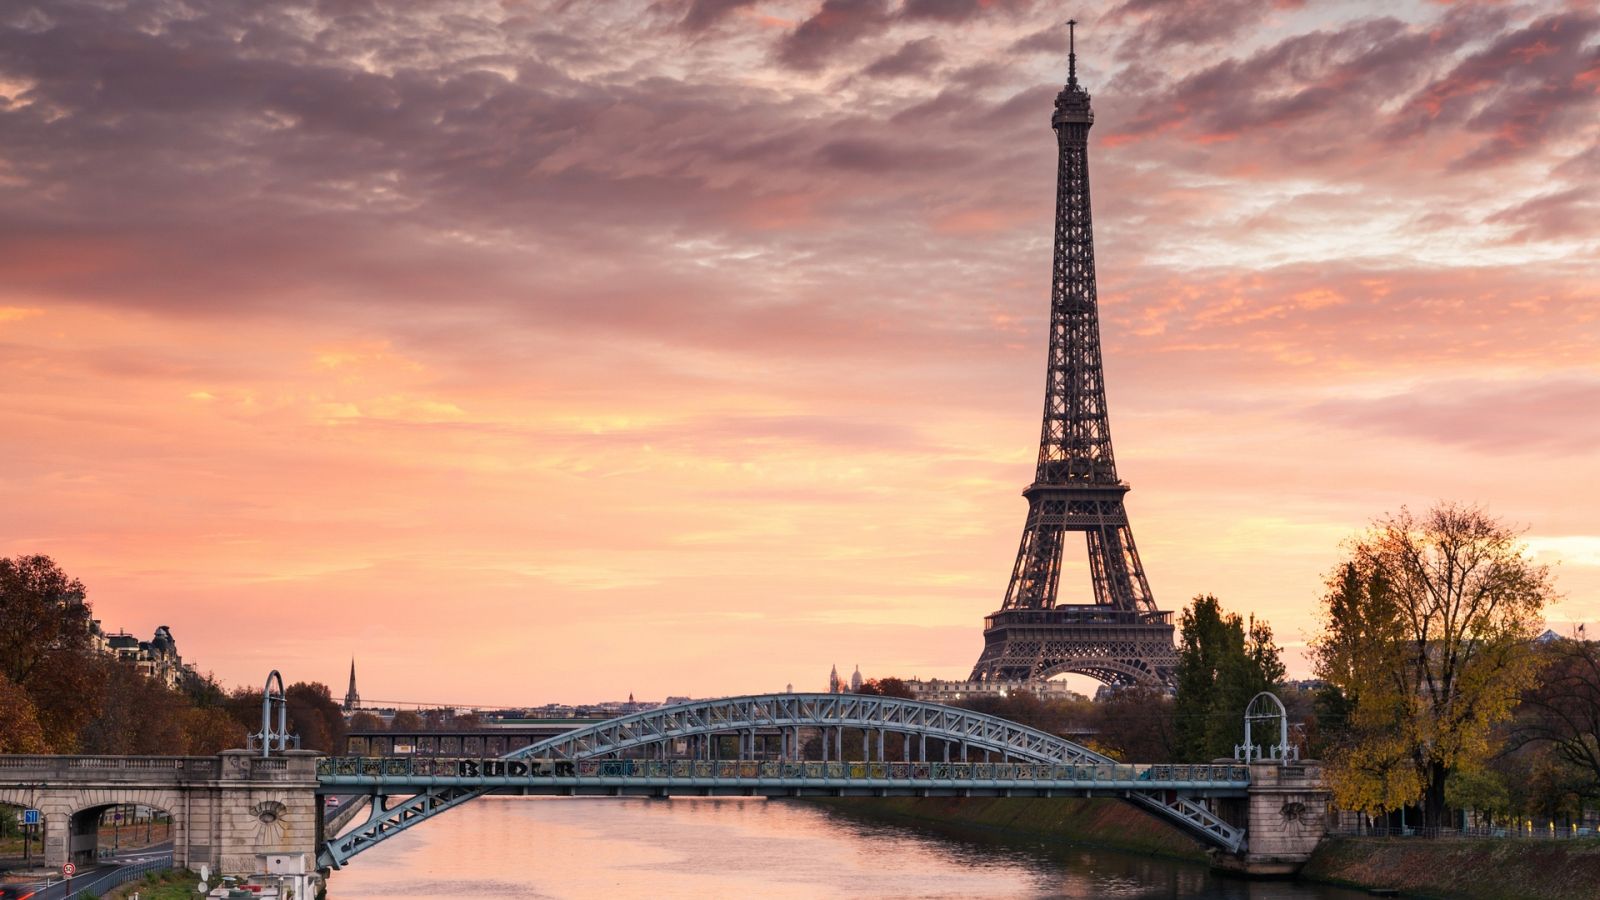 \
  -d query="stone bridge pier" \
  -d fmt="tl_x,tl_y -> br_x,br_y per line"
1213,760 -> 1330,876
0,750 -> 319,875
